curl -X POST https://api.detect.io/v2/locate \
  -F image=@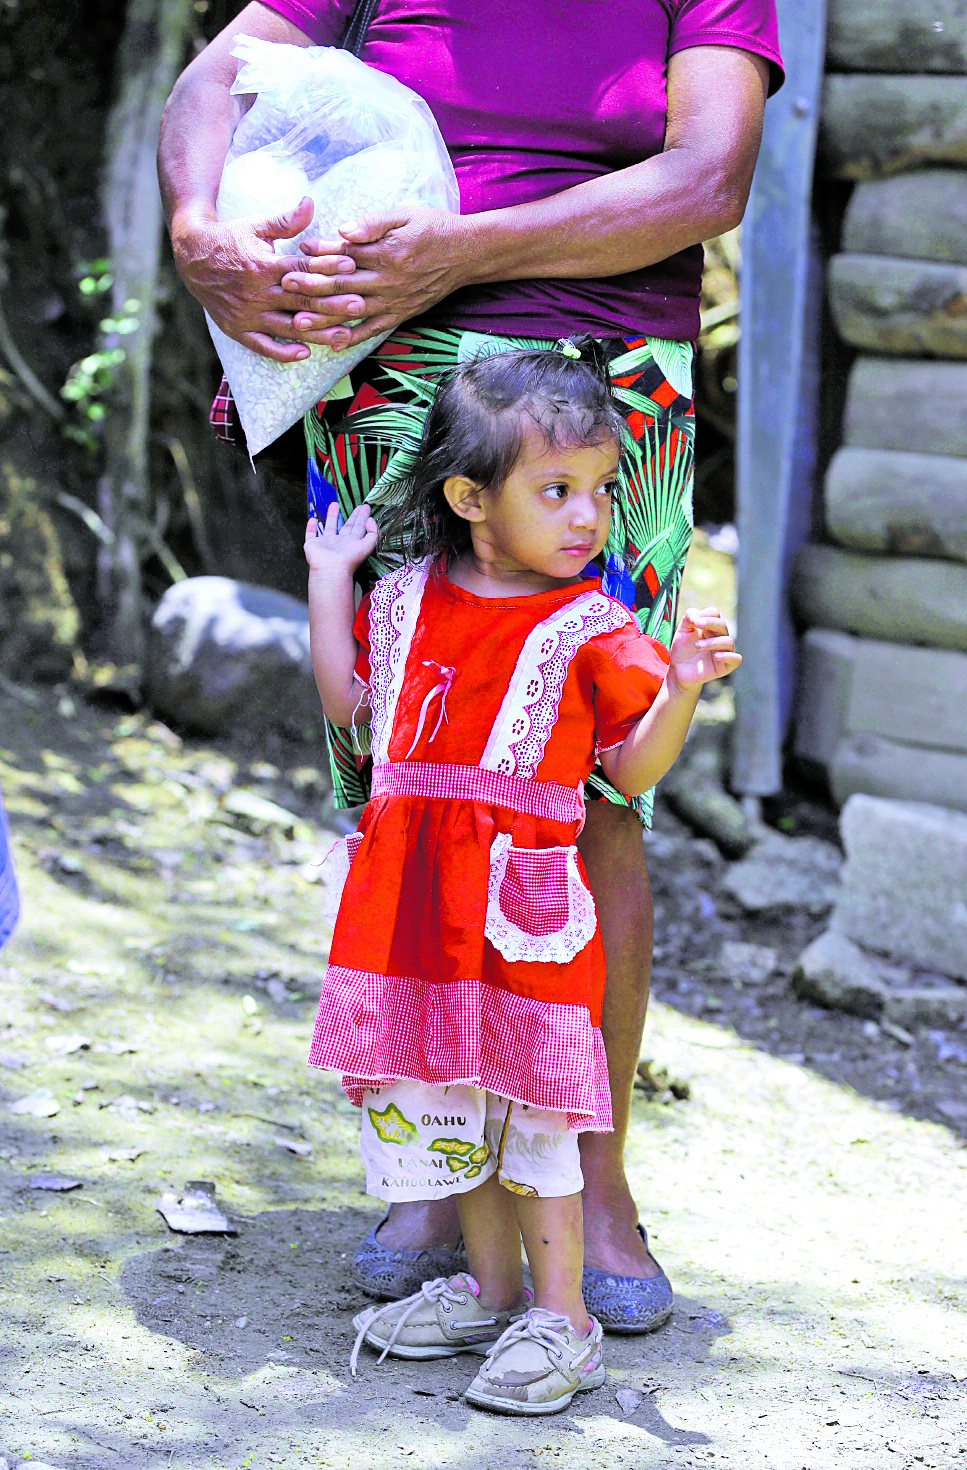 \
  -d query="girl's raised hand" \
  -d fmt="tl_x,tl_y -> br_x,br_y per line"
668,607 -> 741,691
304,502 -> 379,576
